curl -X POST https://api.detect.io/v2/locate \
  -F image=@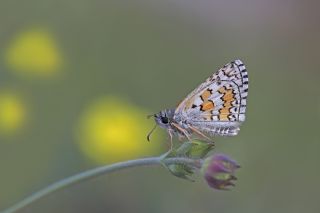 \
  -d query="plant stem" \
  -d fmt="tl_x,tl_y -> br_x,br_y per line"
1,156 -> 196,213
